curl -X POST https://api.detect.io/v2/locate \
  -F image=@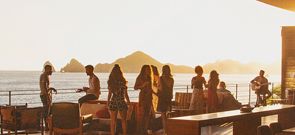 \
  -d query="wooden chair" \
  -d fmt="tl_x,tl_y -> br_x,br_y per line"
269,122 -> 282,135
0,105 -> 43,135
49,102 -> 92,135
172,92 -> 192,109
257,125 -> 272,135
